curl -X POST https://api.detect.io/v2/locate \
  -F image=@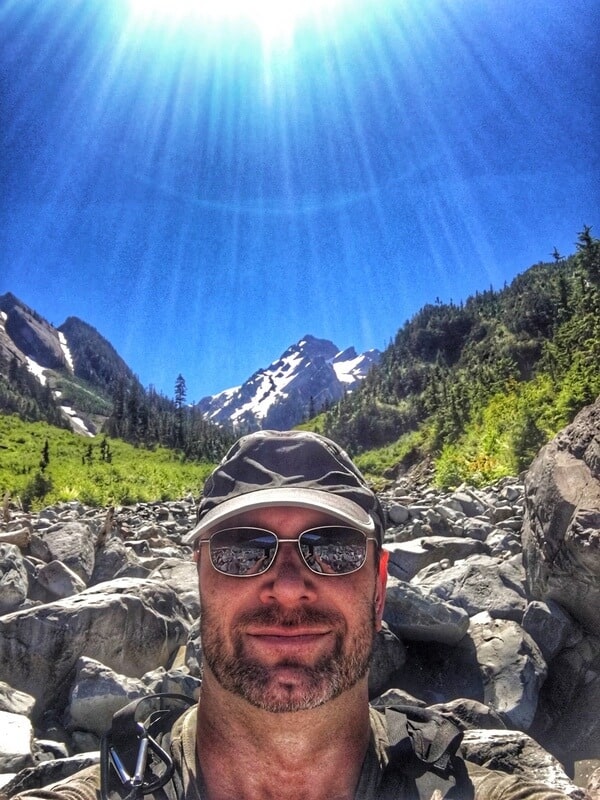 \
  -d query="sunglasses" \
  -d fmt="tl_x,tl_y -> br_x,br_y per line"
198,525 -> 378,577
